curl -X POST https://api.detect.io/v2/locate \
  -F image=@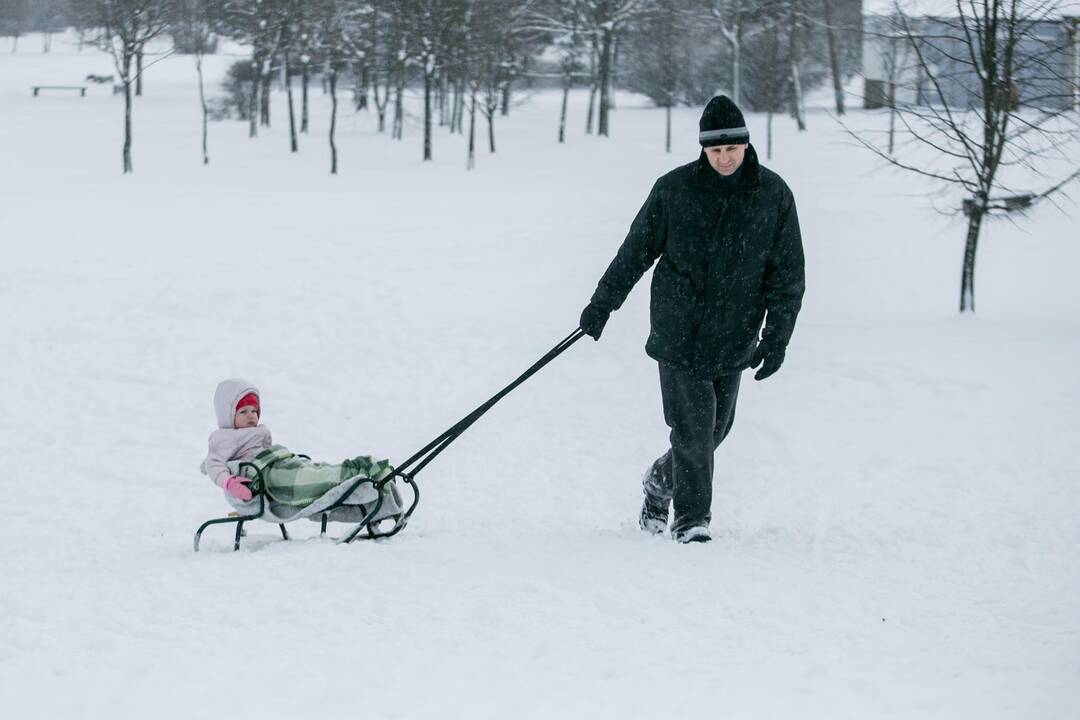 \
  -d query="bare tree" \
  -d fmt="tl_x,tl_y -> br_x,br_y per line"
297,24 -> 314,133
390,12 -> 409,139
403,0 -> 468,161
0,0 -> 30,52
579,0 -> 649,137
467,78 -> 479,167
863,10 -> 916,154
339,0 -> 377,115
553,8 -> 584,143
760,21 -> 785,158
622,0 -> 686,152
819,0 -> 844,114
227,0 -> 285,138
462,0 -> 538,155
275,0 -> 319,152
478,58 -> 501,153
847,1 -> 1080,312
315,0 -> 349,174
463,0 -> 480,168
705,0 -> 777,109
529,0 -> 645,138
530,0 -> 647,137
526,0 -> 589,141
785,0 -> 807,130
585,32 -> 598,132
493,2 -> 544,117
77,0 -> 171,173
31,0 -> 66,53
172,0 -> 221,165
367,2 -> 405,135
